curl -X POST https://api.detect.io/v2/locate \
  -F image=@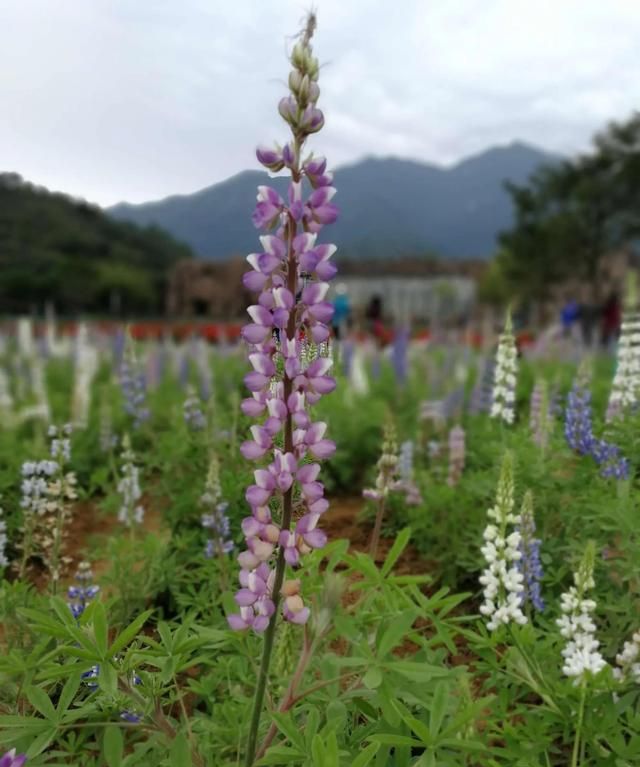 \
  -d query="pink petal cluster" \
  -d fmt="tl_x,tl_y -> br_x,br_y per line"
228,32 -> 338,633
